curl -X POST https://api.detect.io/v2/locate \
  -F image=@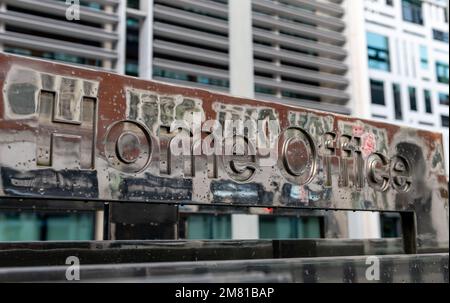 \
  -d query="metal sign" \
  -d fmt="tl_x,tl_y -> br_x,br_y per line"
0,53 -> 448,251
